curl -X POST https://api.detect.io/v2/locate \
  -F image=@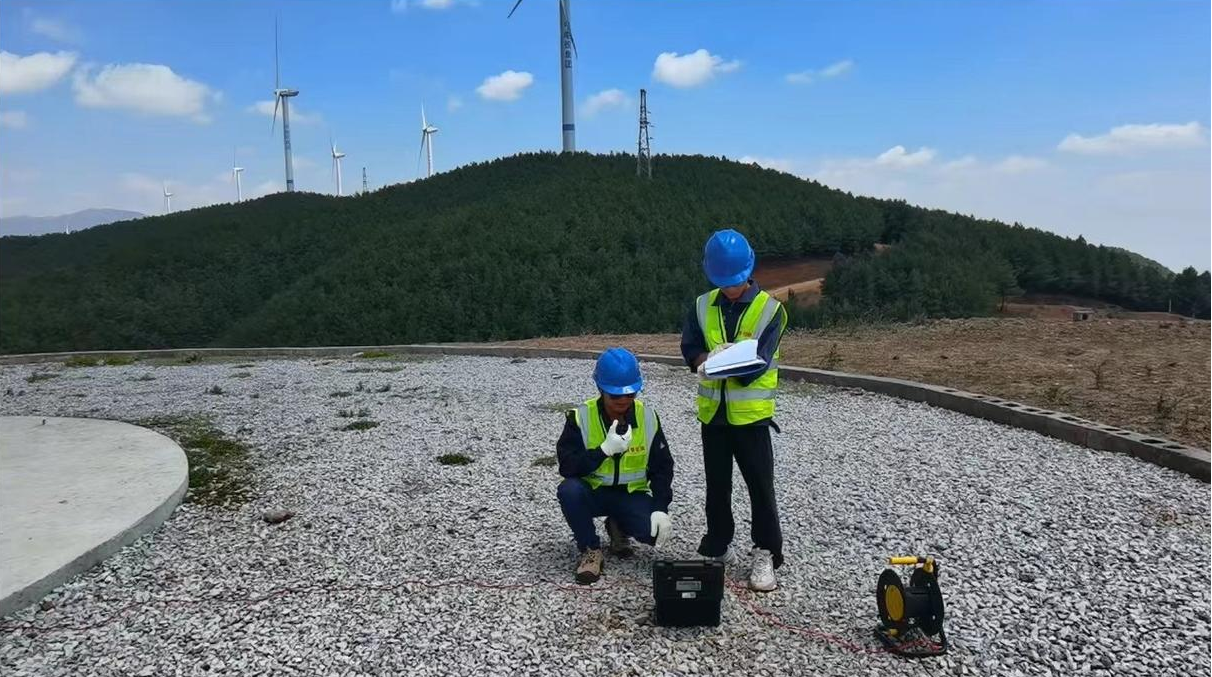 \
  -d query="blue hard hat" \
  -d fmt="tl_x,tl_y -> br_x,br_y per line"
593,347 -> 643,395
703,229 -> 755,288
